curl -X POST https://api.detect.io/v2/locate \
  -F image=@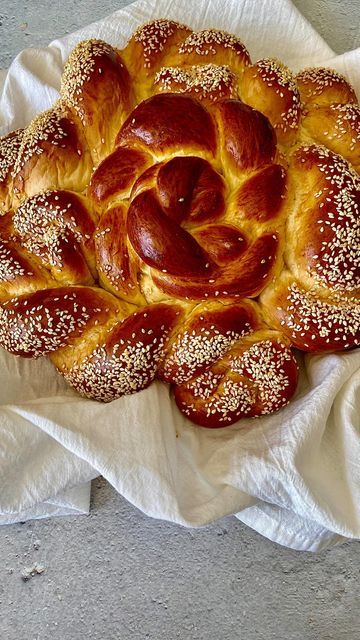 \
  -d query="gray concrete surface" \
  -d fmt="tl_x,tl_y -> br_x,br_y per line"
0,2 -> 360,639
1,478 -> 360,640
292,0 -> 360,54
